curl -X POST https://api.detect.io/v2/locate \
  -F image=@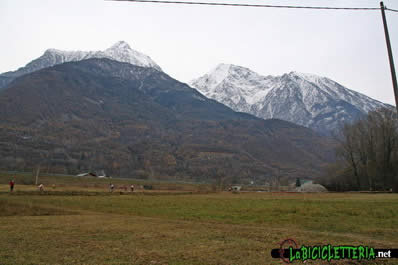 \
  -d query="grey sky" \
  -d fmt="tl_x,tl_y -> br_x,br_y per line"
1,0 -> 397,104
